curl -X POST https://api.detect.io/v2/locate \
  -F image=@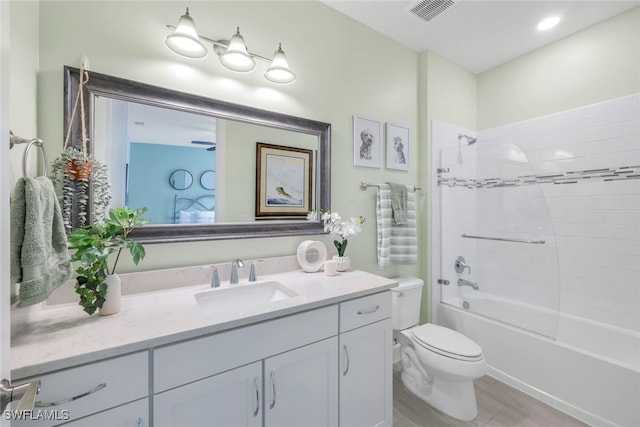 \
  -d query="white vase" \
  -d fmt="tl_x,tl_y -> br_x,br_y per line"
332,255 -> 351,272
99,274 -> 121,316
